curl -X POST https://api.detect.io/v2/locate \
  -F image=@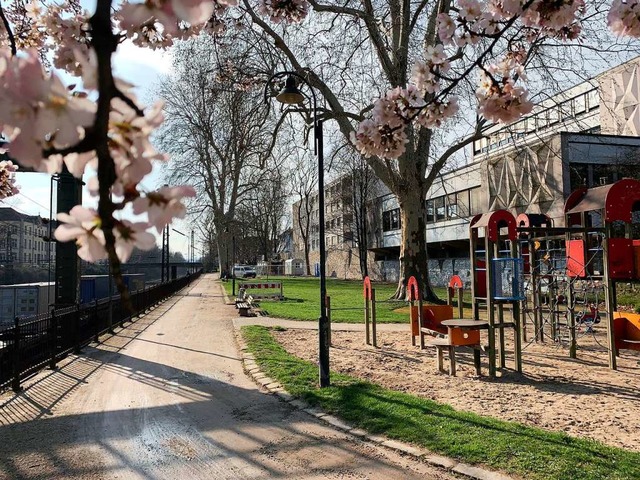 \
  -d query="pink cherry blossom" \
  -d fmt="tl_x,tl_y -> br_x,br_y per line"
477,74 -> 533,123
132,185 -> 196,232
55,206 -> 108,262
114,220 -> 157,262
437,13 -> 457,43
258,0 -> 309,23
609,0 -> 640,38
35,74 -> 96,148
0,160 -> 18,199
